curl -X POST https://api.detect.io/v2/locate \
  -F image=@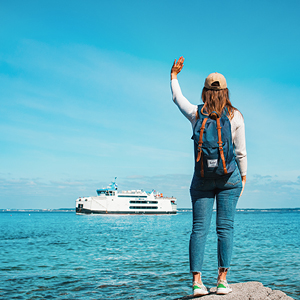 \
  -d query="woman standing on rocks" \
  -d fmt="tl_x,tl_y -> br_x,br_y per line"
170,57 -> 247,296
